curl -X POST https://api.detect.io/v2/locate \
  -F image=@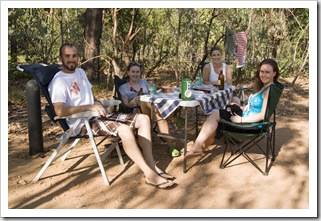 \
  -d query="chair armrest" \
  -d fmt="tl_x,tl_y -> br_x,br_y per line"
220,119 -> 267,130
100,100 -> 121,107
54,110 -> 99,120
